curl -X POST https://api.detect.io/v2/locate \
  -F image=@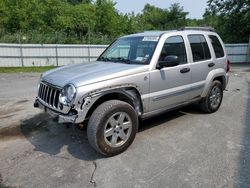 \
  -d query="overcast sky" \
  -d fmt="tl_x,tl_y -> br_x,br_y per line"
114,0 -> 208,19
